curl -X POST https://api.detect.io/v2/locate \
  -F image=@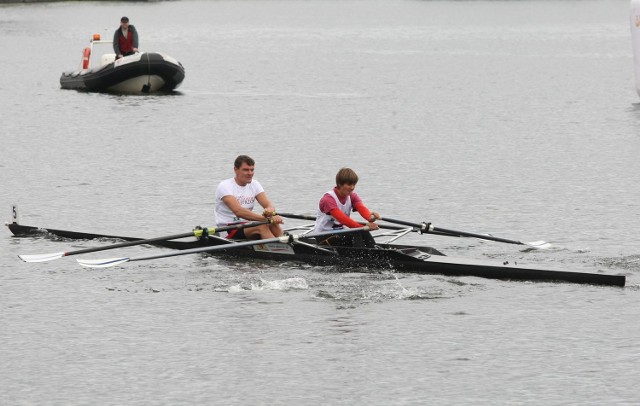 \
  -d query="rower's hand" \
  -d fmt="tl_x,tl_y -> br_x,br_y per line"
366,222 -> 379,231
268,215 -> 284,225
368,212 -> 381,222
262,207 -> 277,217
